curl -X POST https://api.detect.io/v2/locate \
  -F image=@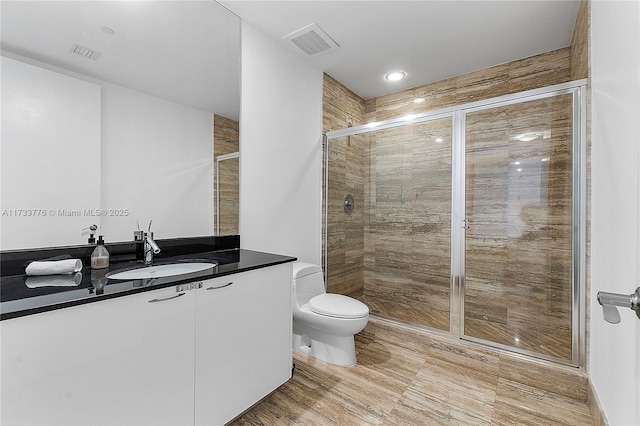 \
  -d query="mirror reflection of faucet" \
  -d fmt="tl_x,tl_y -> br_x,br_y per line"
128,277 -> 160,288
